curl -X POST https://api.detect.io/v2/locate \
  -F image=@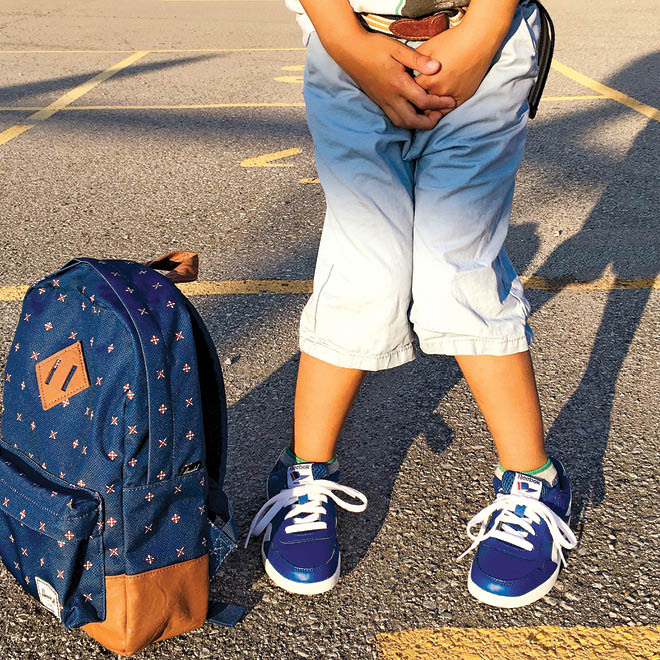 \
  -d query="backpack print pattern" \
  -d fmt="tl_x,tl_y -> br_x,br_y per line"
1,257 -> 238,652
